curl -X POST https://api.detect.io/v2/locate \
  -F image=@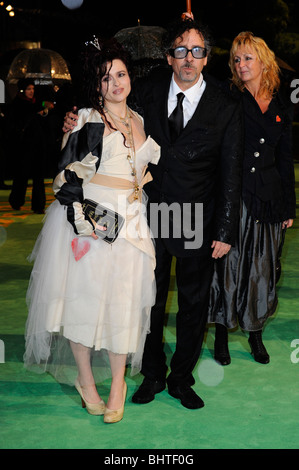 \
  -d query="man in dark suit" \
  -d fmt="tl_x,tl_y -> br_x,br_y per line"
130,18 -> 242,409
63,18 -> 242,410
